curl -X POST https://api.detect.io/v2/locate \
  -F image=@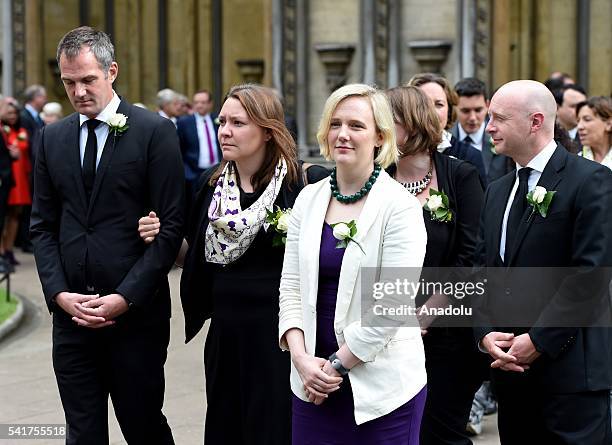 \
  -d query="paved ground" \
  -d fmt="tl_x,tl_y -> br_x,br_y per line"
0,252 -> 500,444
